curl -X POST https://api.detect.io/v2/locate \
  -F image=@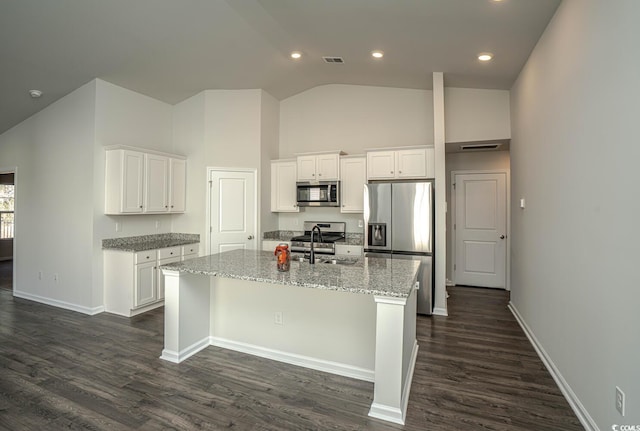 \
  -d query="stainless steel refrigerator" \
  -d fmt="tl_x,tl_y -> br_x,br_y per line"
364,181 -> 434,315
